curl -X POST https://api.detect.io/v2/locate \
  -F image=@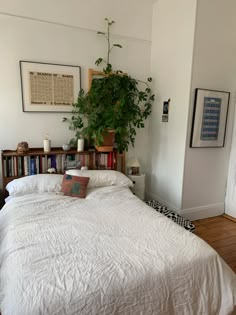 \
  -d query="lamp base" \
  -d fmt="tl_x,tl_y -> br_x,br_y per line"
131,167 -> 139,175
